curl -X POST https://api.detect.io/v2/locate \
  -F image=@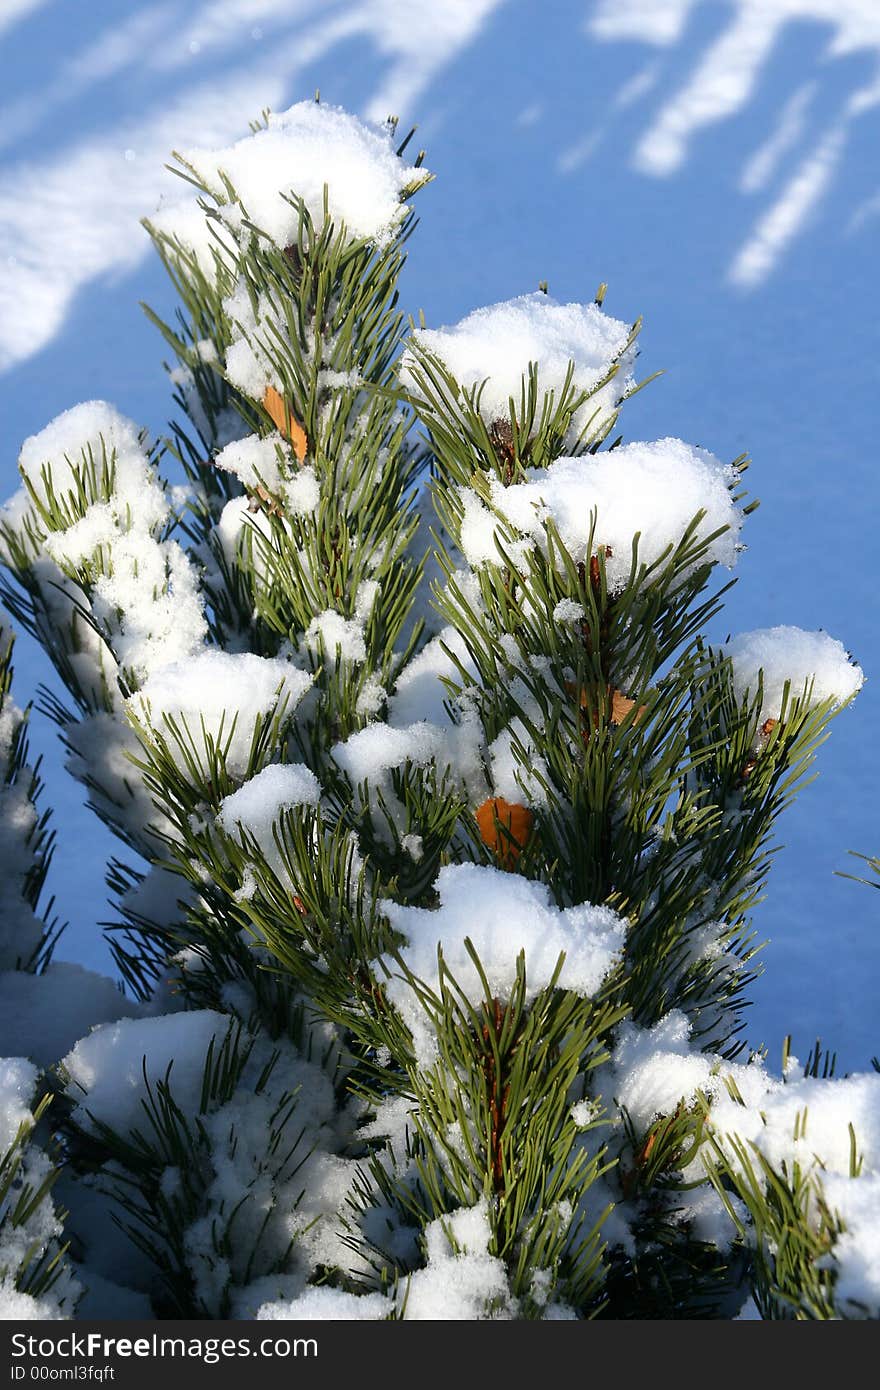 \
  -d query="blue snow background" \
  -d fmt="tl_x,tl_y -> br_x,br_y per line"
1,0 -> 877,1071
